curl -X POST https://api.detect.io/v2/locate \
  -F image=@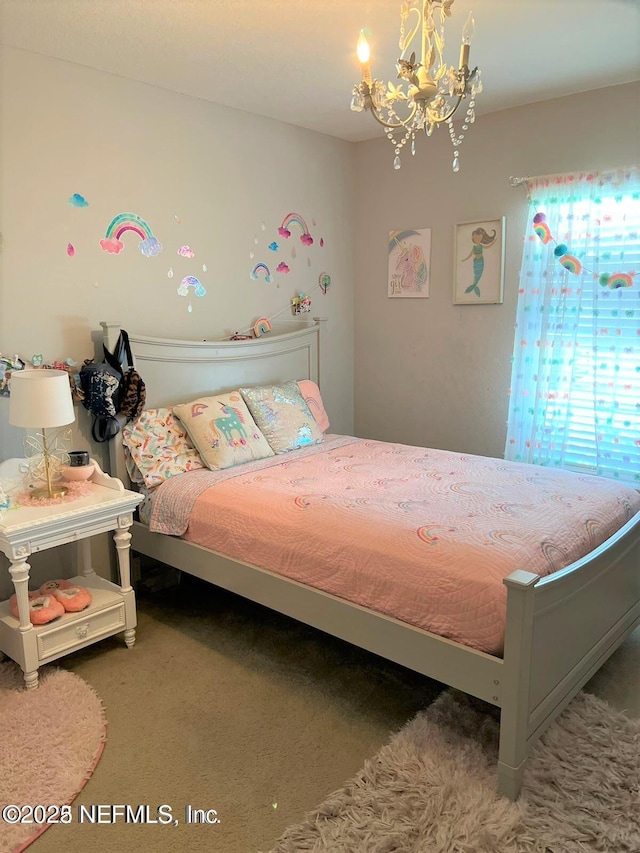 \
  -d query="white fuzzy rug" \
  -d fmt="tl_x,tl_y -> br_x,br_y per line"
0,663 -> 106,853
269,690 -> 640,852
